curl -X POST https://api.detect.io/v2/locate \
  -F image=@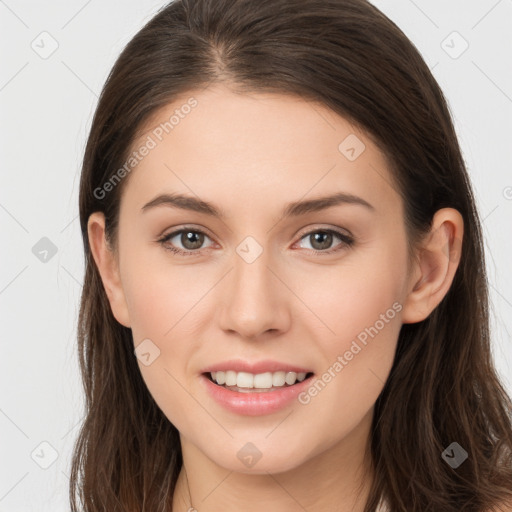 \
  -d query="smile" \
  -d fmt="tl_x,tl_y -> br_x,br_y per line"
200,367 -> 315,415
207,370 -> 312,391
